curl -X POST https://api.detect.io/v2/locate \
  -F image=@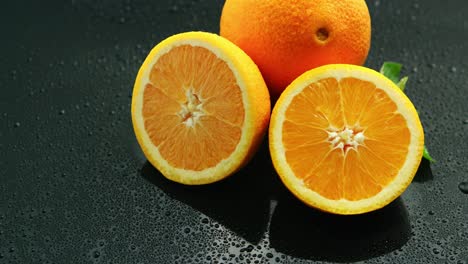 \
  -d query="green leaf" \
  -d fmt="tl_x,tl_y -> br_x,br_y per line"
423,146 -> 435,163
380,62 -> 402,84
397,76 -> 408,92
